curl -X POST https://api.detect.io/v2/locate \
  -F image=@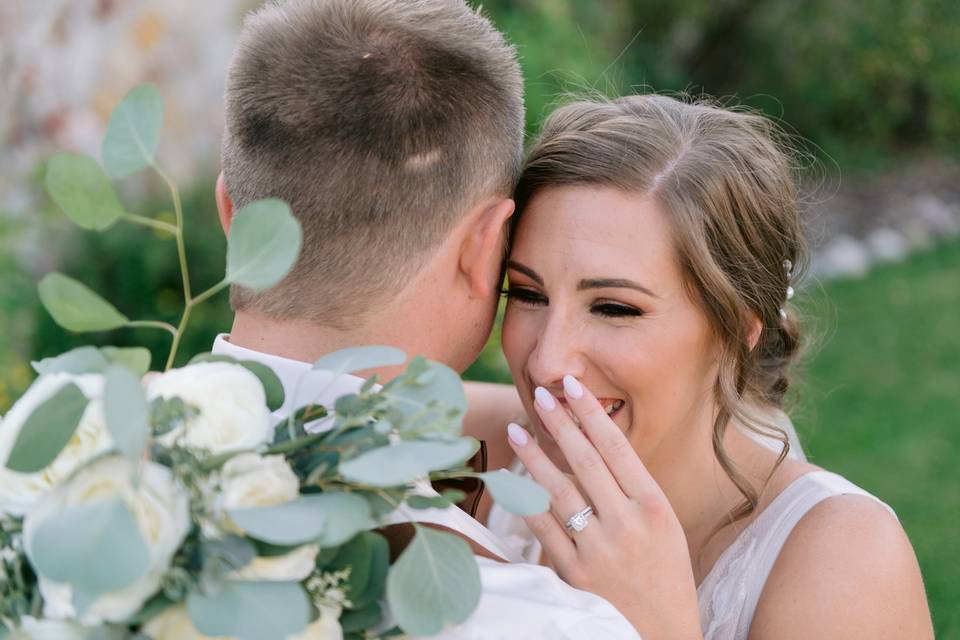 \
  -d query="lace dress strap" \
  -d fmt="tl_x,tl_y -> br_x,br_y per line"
698,471 -> 895,640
